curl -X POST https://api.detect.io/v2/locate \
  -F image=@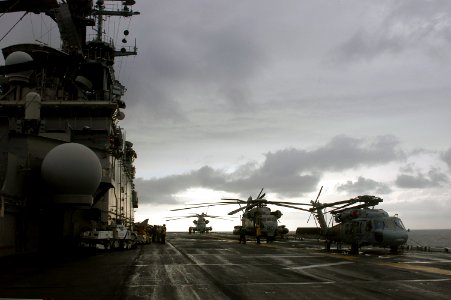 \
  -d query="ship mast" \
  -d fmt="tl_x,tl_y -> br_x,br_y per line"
92,0 -> 139,56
